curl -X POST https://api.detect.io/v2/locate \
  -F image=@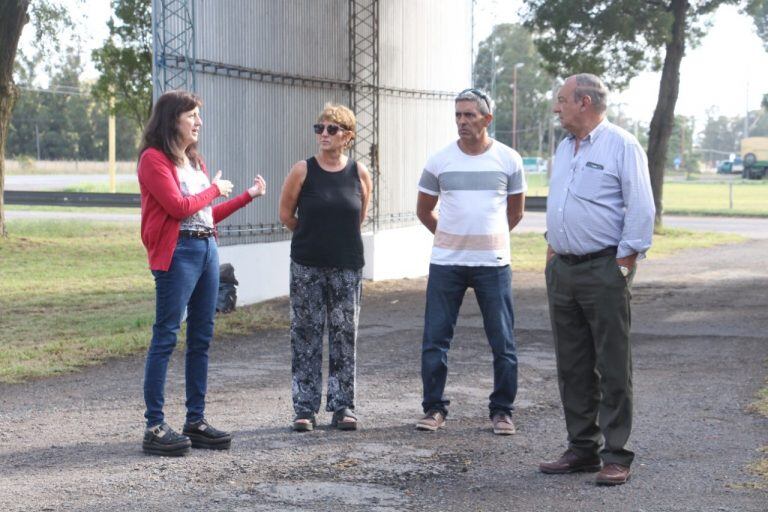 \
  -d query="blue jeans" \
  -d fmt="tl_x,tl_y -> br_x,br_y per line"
143,237 -> 219,428
421,264 -> 518,417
